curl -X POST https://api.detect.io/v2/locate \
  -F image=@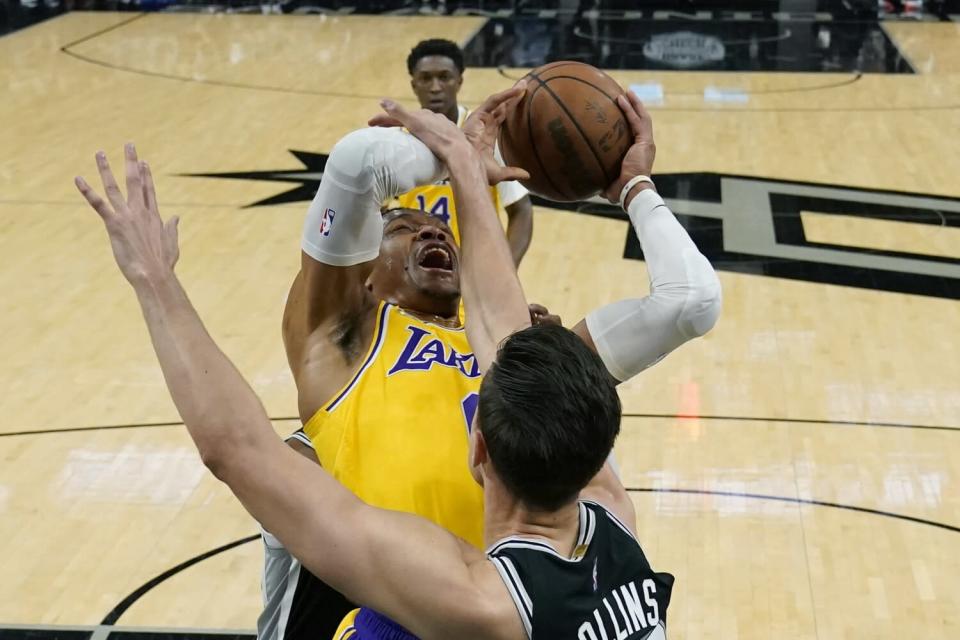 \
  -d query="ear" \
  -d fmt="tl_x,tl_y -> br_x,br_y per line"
470,426 -> 488,468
